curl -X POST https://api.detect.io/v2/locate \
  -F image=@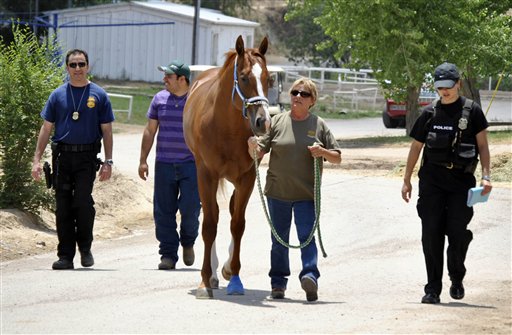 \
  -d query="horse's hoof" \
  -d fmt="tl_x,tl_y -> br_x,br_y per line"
196,287 -> 214,299
226,275 -> 244,295
210,277 -> 219,289
221,266 -> 232,281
